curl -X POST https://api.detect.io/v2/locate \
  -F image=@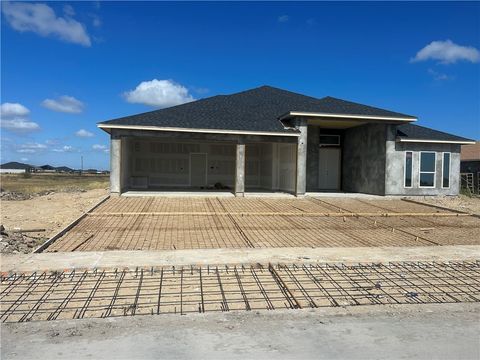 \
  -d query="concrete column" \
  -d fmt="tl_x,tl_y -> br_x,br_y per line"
235,143 -> 246,197
295,118 -> 308,196
110,135 -> 122,195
